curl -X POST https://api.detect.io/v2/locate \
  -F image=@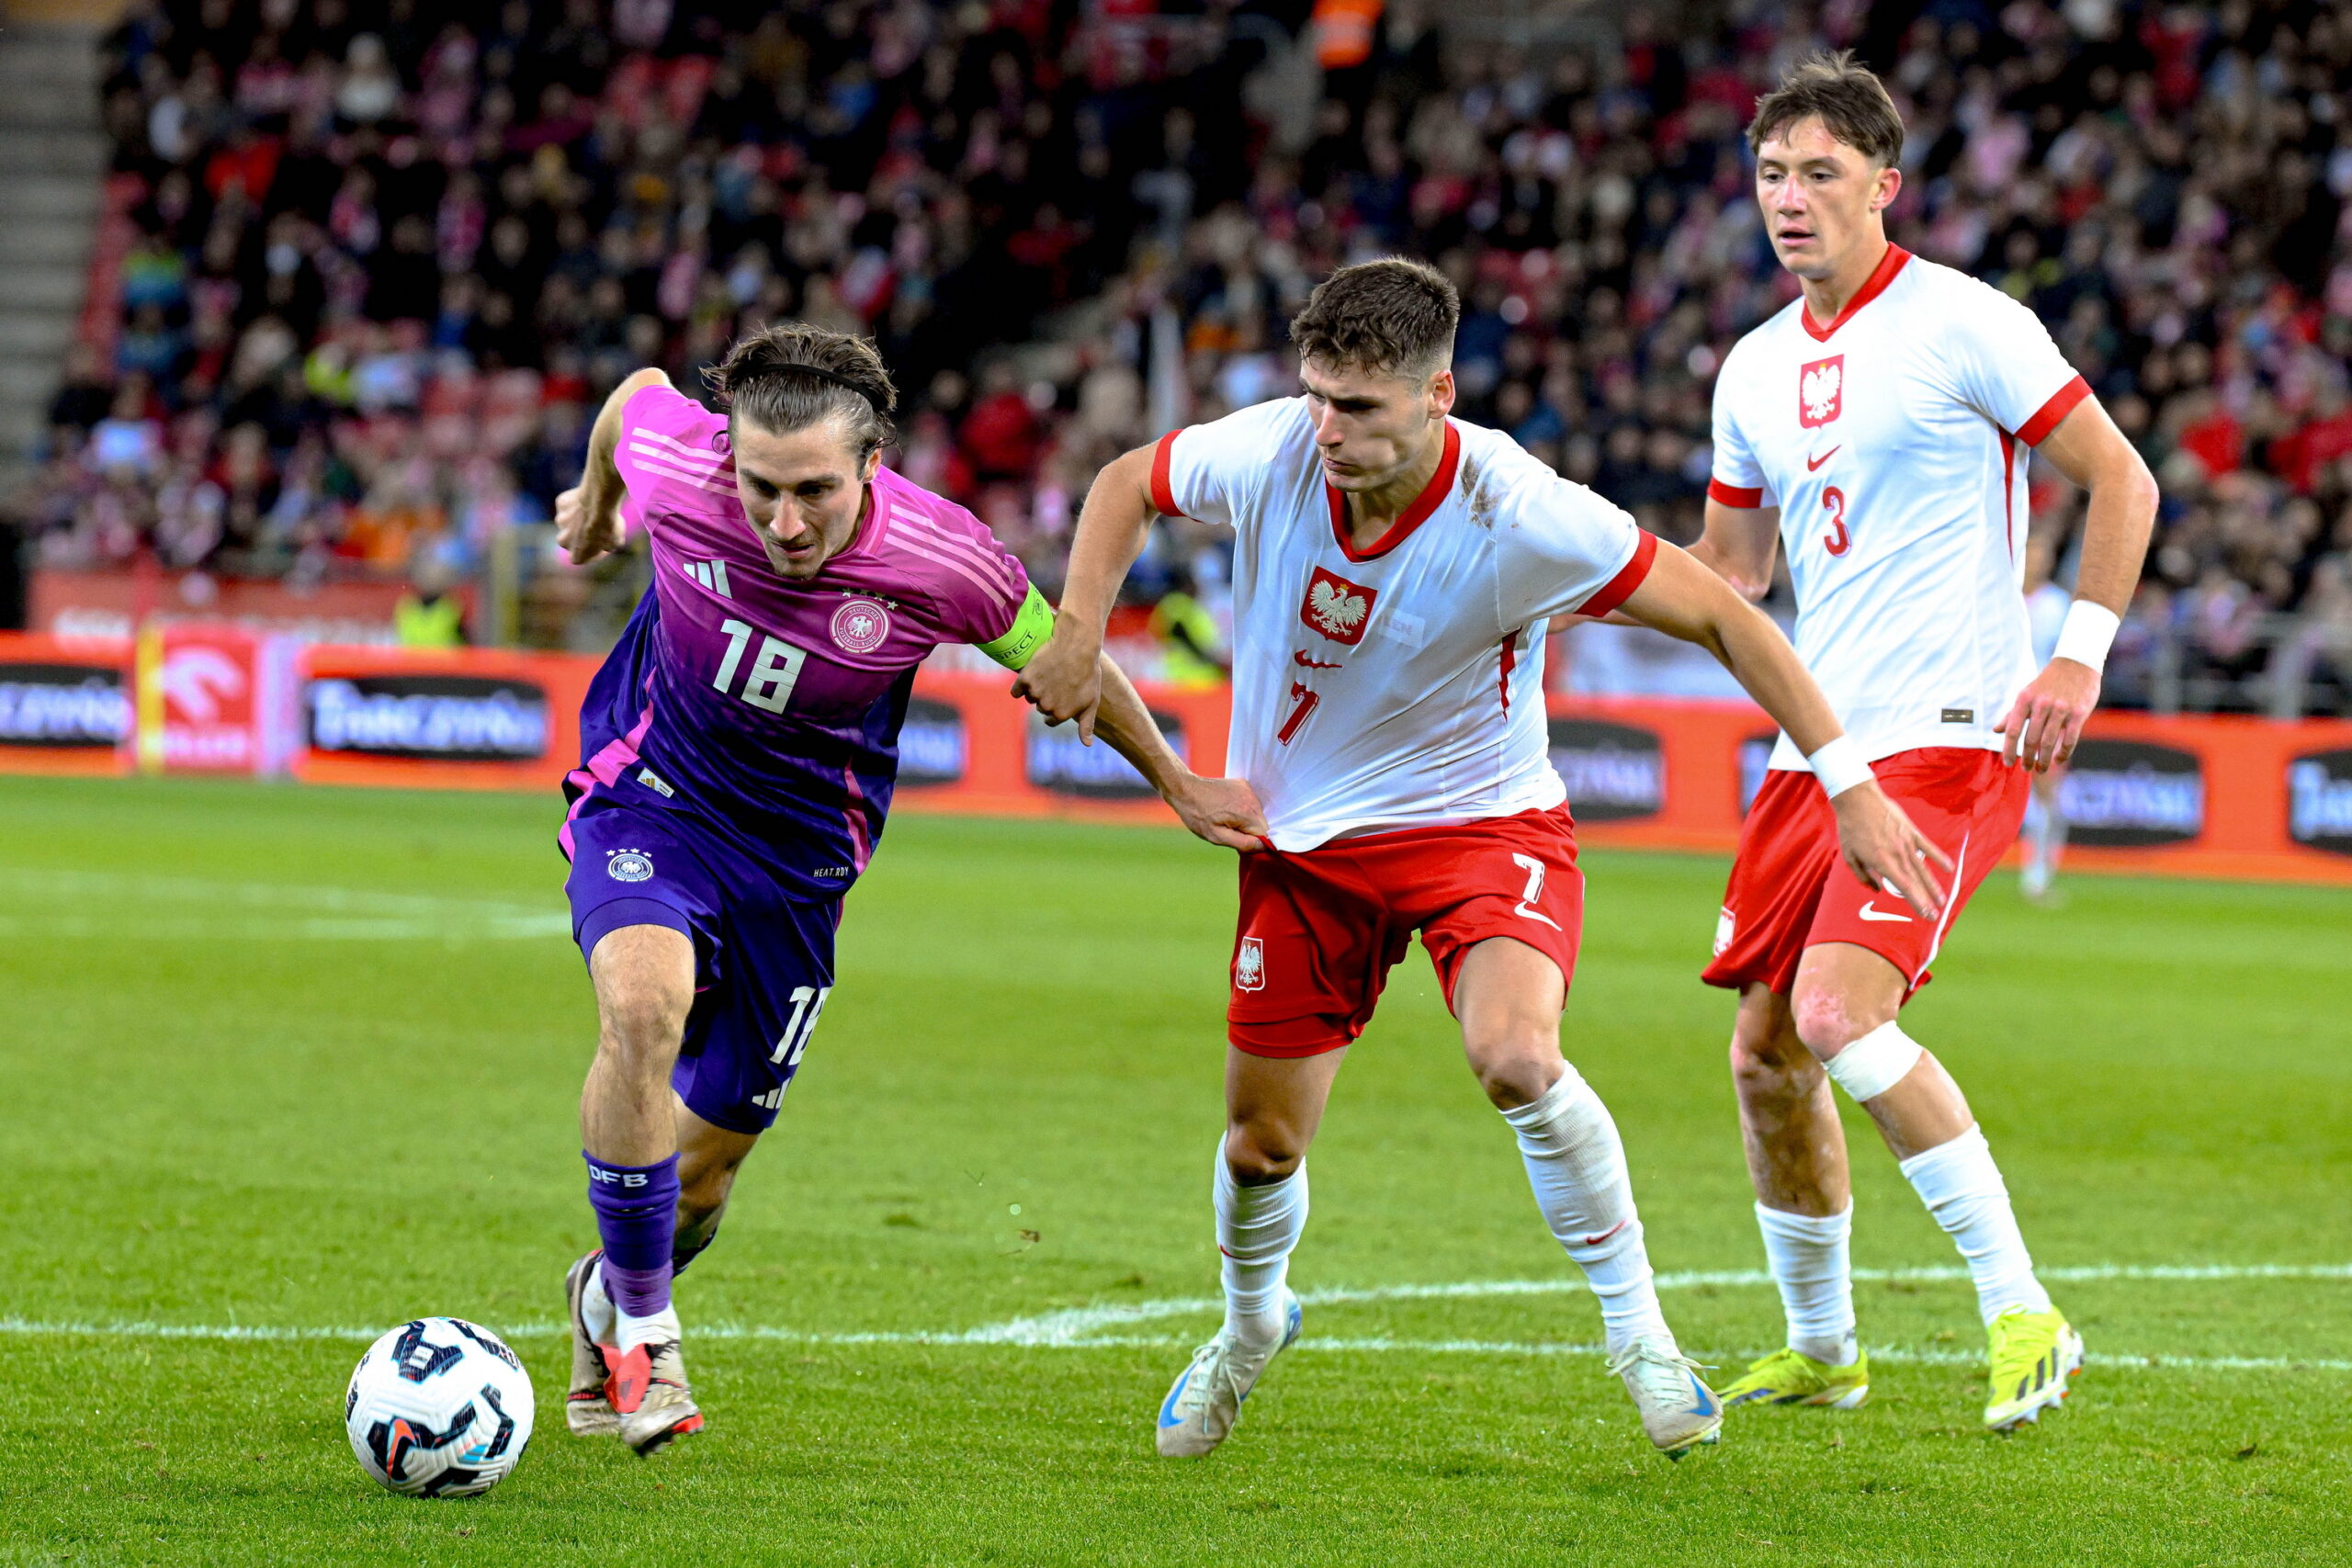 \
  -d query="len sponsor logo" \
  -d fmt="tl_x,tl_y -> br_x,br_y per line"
1025,706 -> 1188,799
898,696 -> 967,786
0,660 -> 129,748
1546,719 -> 1665,822
2287,749 -> 2352,856
307,674 -> 550,761
2056,739 -> 2204,846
